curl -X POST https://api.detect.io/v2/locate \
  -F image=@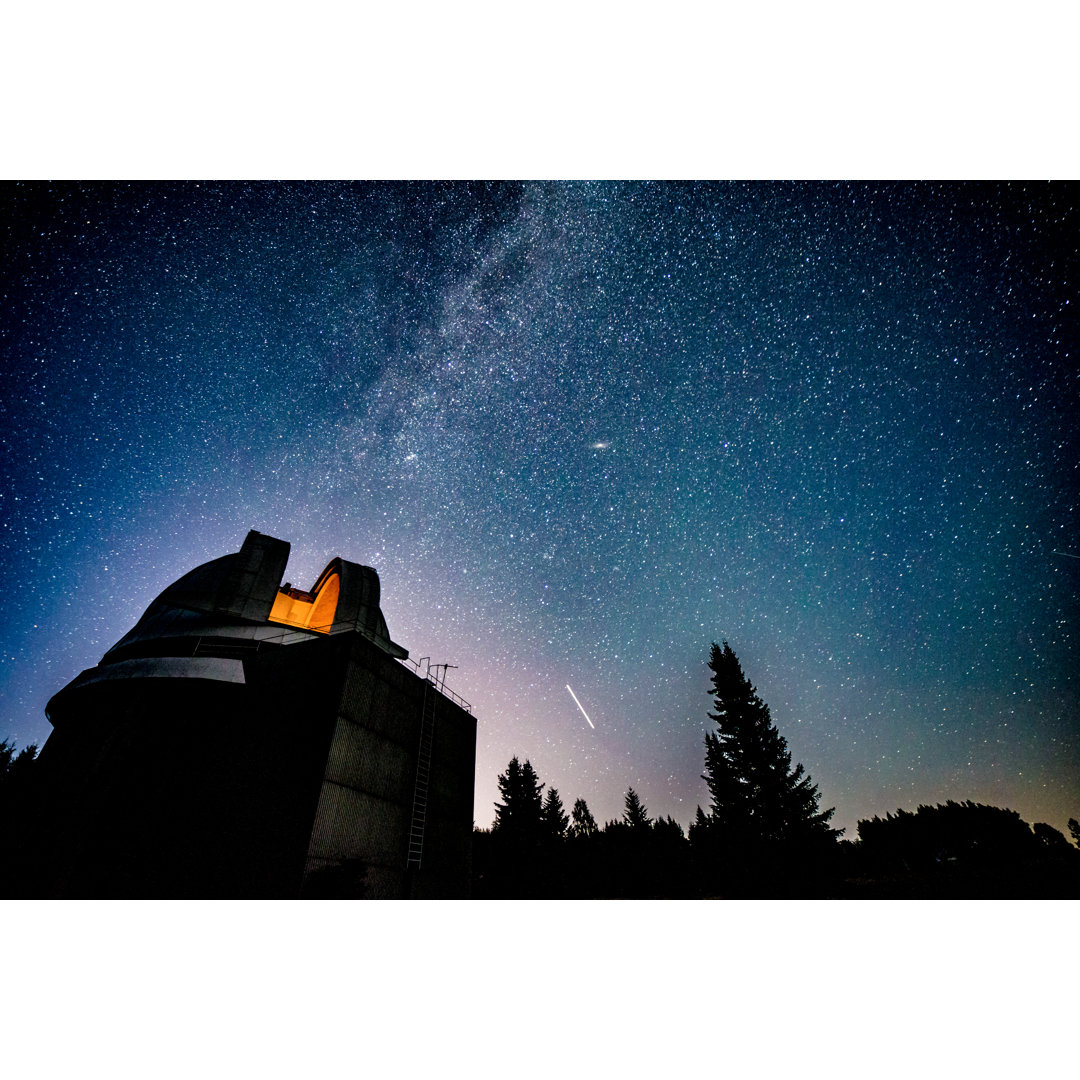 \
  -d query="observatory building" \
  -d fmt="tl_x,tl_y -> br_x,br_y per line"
30,531 -> 476,898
